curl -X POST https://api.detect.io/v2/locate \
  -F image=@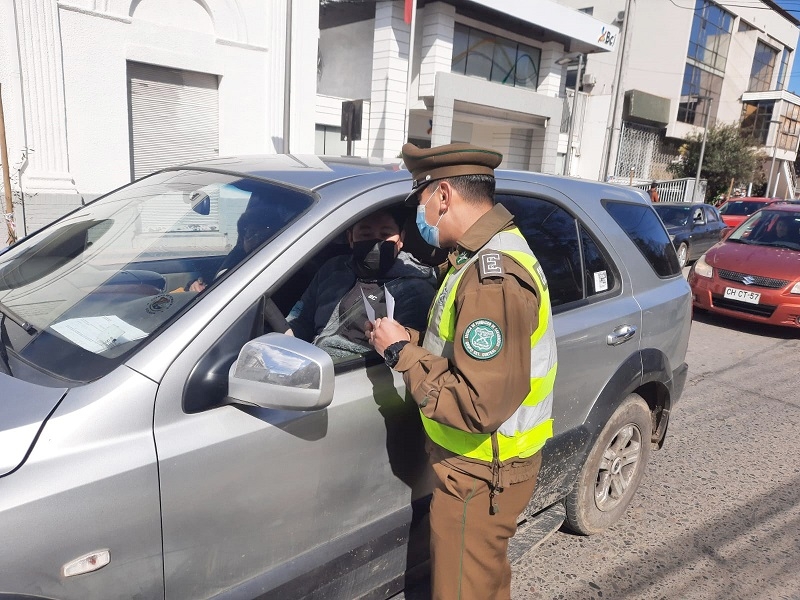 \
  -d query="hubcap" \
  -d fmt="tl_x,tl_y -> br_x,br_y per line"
678,245 -> 687,266
594,424 -> 642,512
